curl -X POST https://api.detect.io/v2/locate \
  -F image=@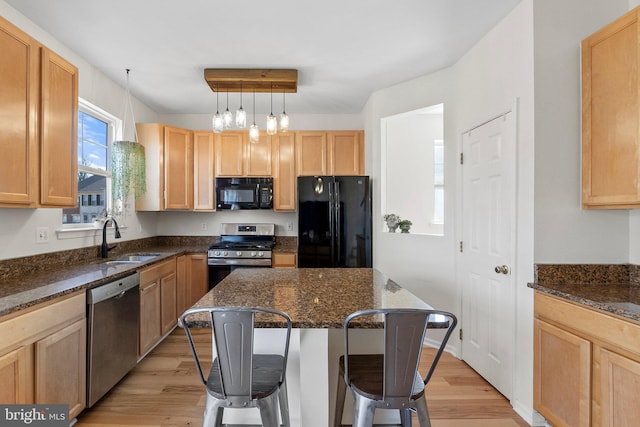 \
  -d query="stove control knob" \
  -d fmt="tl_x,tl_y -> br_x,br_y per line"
214,251 -> 220,256
223,251 -> 228,256
250,251 -> 257,257
258,251 -> 264,257
236,251 -> 242,256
